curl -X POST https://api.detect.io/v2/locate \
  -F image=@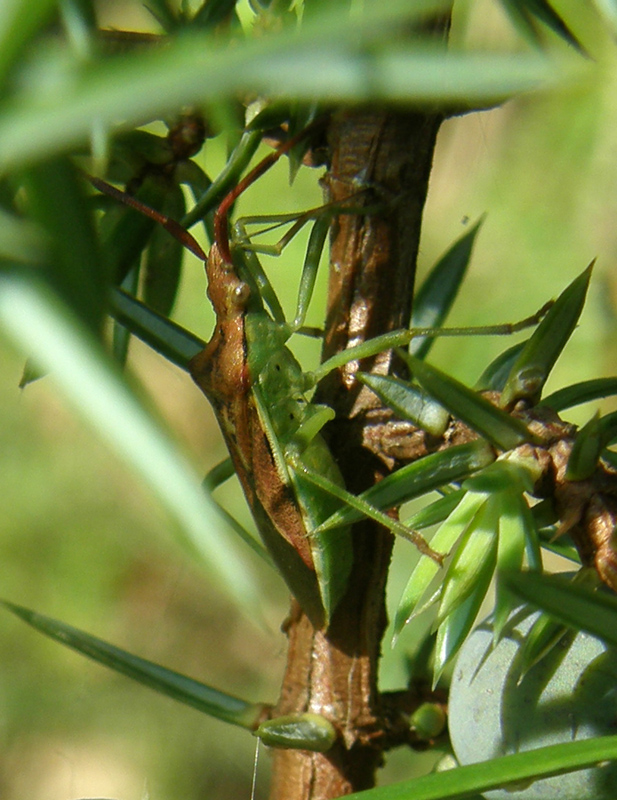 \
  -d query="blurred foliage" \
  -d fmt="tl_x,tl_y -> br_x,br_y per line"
0,0 -> 616,798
